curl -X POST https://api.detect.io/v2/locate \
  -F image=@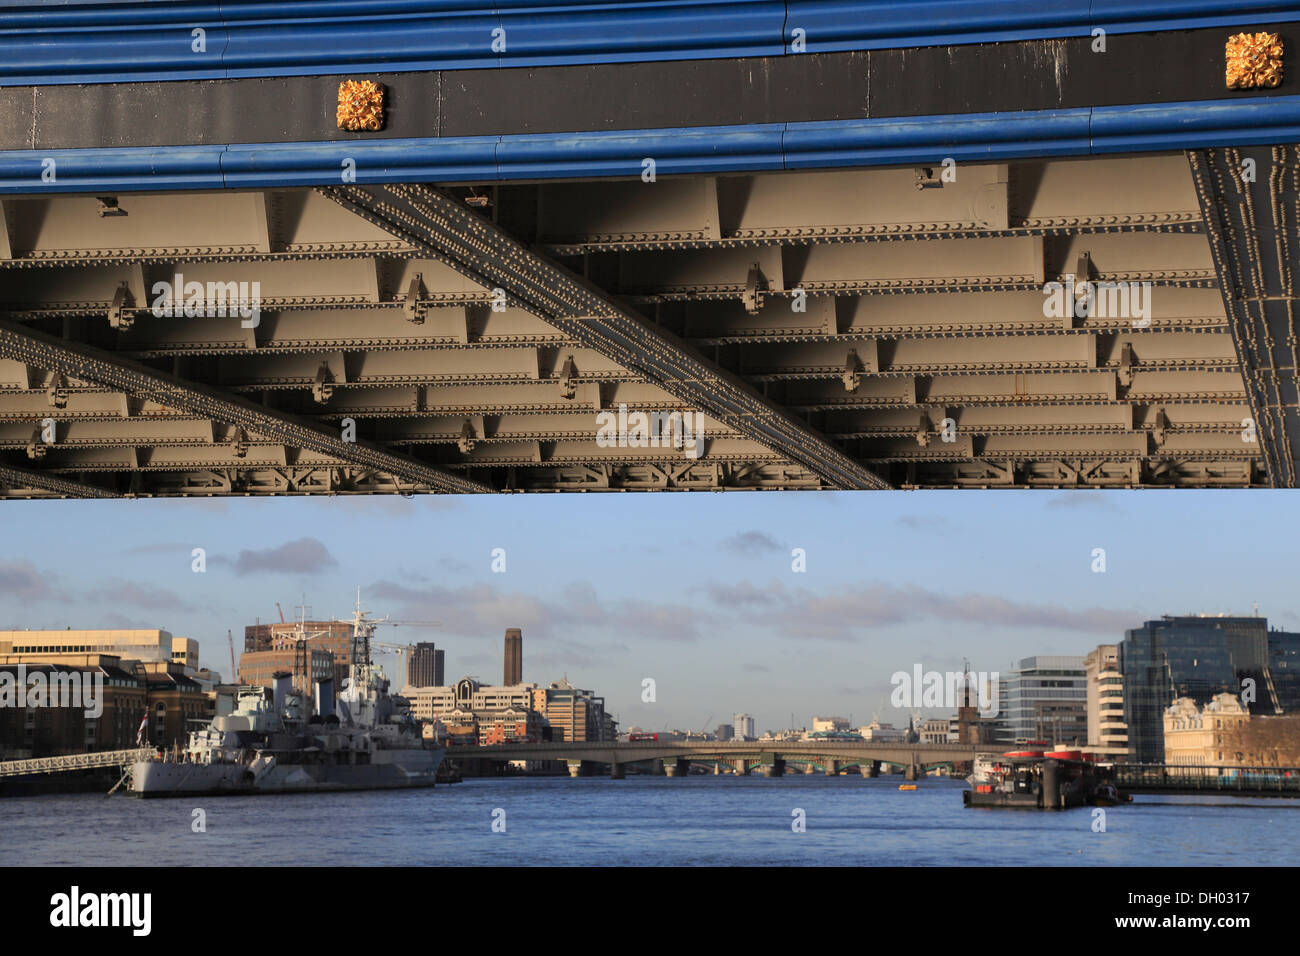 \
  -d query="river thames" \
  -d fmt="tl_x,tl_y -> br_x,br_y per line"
4,776 -> 1297,866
